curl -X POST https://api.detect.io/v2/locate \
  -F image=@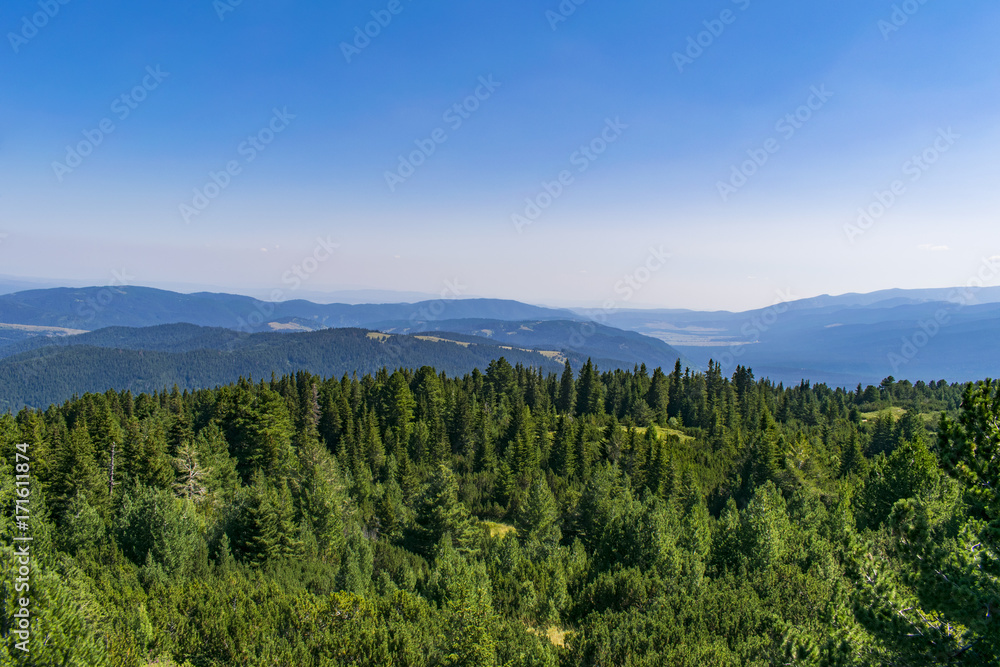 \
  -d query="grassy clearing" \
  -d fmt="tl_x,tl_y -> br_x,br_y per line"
0,322 -> 87,334
537,350 -> 567,363
860,406 -> 906,422
527,625 -> 572,648
636,424 -> 694,442
414,335 -> 471,347
919,411 -> 942,424
483,521 -> 516,538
